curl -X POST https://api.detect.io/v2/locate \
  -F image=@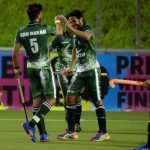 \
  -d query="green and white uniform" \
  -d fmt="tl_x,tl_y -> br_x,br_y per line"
67,24 -> 101,101
50,31 -> 75,100
15,22 -> 56,99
